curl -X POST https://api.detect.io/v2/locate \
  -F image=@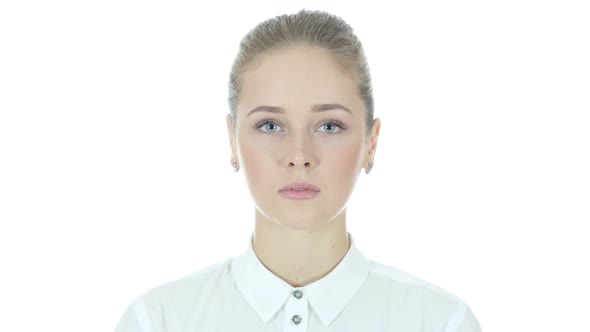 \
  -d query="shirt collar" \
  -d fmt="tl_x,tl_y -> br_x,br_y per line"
230,231 -> 370,327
